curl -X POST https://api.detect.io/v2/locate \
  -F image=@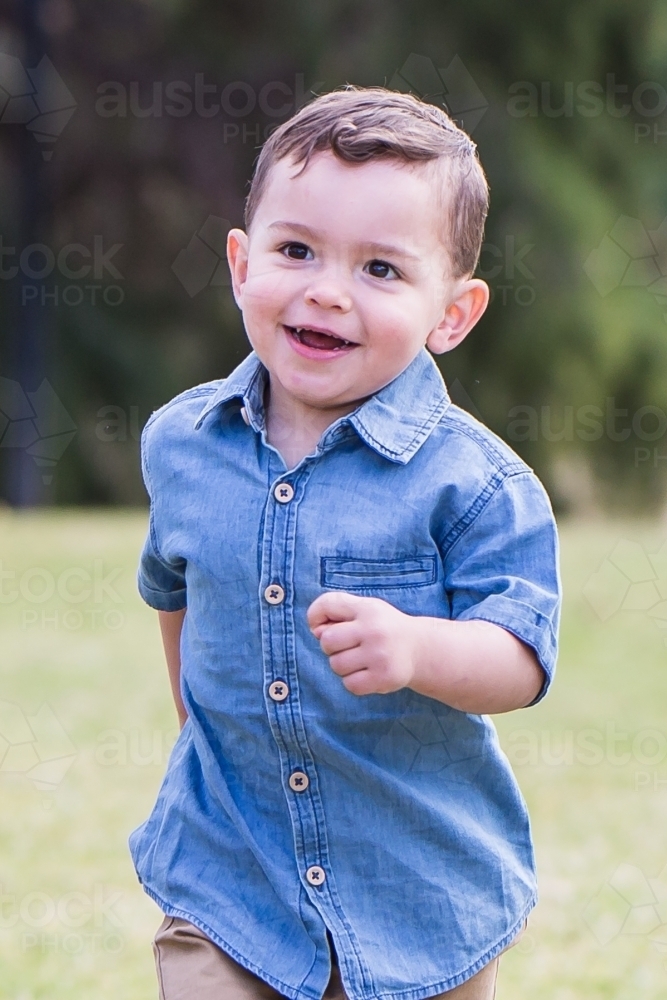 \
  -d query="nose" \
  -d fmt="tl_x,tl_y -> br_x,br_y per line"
303,274 -> 353,312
